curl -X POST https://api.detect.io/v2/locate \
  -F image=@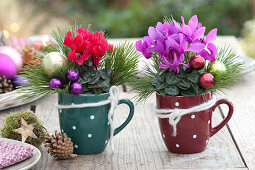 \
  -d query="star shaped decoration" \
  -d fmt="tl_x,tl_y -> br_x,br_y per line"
13,117 -> 38,142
